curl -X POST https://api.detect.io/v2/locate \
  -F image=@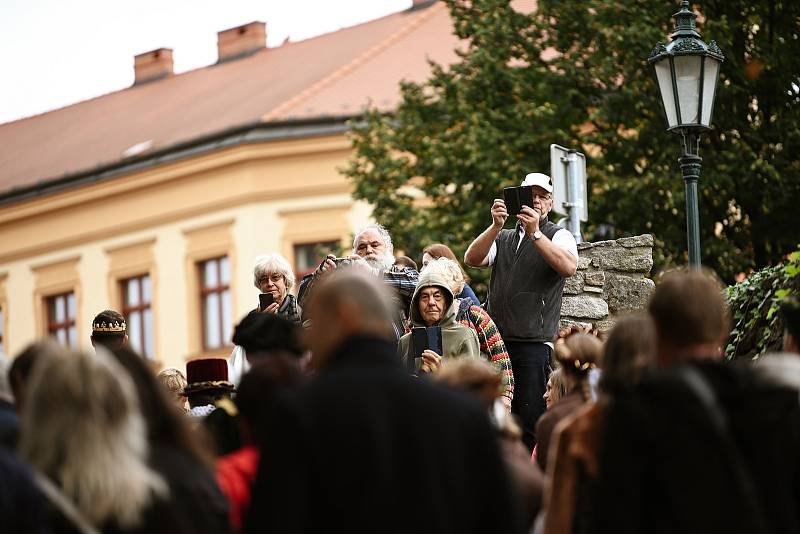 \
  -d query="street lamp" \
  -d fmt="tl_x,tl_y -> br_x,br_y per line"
648,0 -> 724,267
